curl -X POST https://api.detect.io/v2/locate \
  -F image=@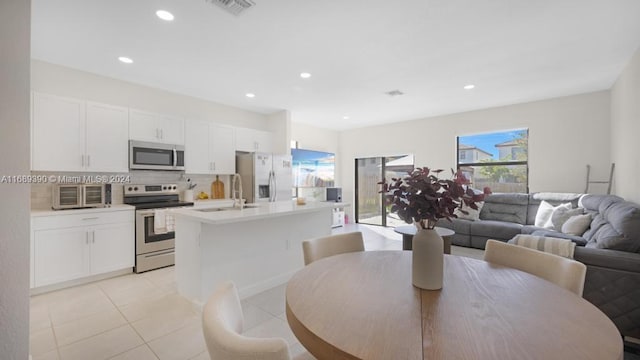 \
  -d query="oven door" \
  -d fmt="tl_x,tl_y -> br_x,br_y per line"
135,209 -> 175,255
